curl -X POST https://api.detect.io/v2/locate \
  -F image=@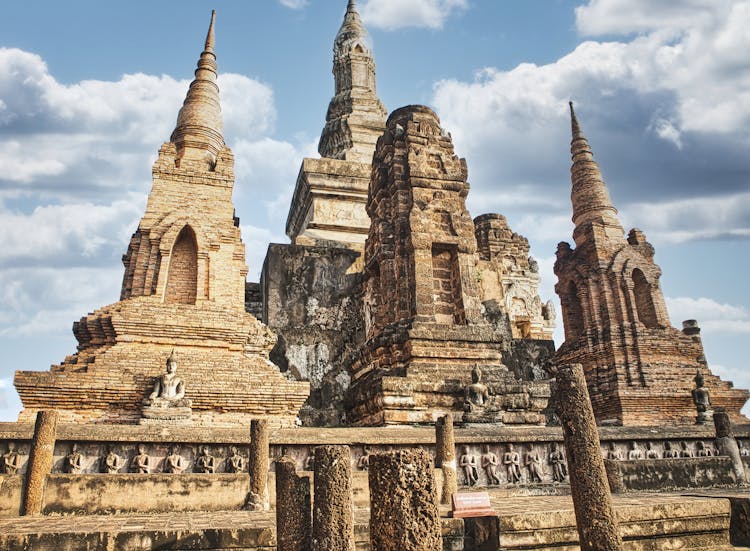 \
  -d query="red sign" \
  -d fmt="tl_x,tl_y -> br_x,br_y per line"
450,492 -> 495,518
